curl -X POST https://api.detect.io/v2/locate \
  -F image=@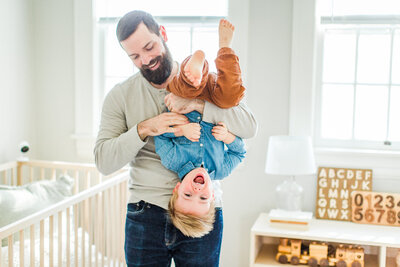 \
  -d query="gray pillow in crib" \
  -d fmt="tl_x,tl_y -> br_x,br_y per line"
0,175 -> 74,229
